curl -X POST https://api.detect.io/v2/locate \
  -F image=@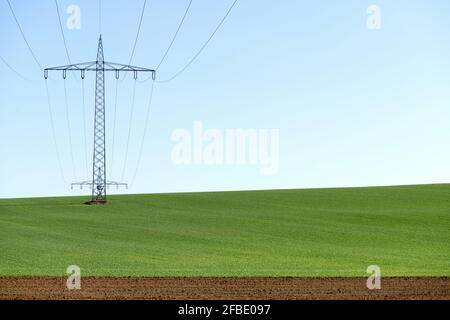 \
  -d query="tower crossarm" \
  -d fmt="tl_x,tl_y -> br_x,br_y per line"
104,62 -> 155,72
44,61 -> 97,71
72,180 -> 128,190
44,61 -> 156,80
